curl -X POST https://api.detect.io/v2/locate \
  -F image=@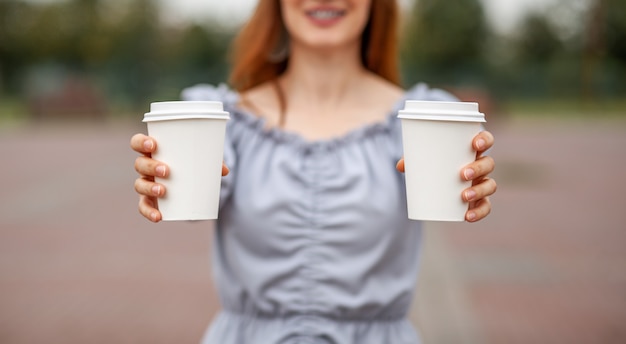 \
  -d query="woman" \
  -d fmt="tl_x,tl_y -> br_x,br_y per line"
131,0 -> 497,343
